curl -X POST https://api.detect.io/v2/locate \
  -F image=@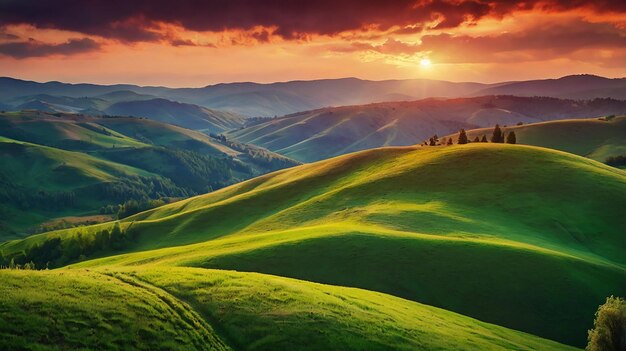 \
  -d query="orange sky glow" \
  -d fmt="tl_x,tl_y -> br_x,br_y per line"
1,1 -> 624,86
